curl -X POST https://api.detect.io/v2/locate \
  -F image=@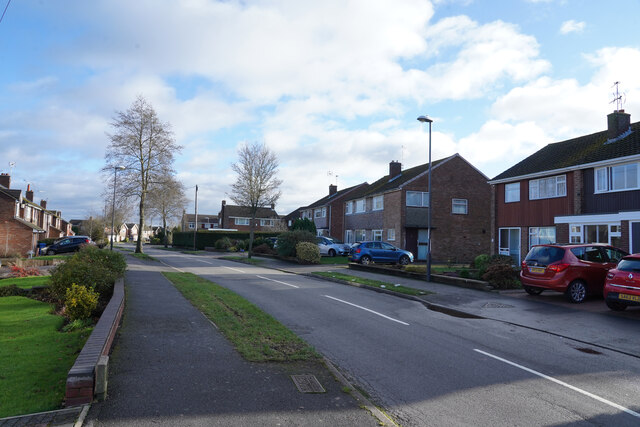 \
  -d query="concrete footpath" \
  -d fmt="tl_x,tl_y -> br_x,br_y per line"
83,256 -> 379,427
